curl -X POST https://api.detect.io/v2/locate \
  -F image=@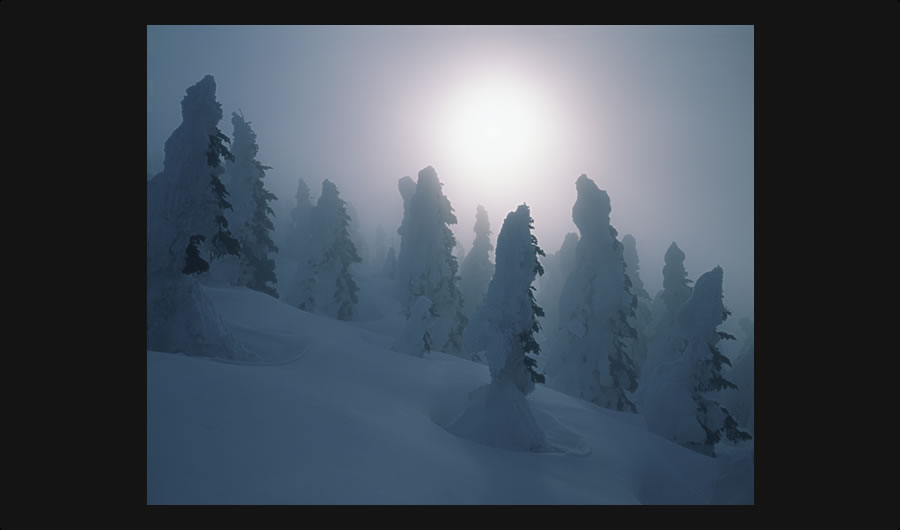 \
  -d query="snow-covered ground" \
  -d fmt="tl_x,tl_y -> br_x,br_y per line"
147,269 -> 752,504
